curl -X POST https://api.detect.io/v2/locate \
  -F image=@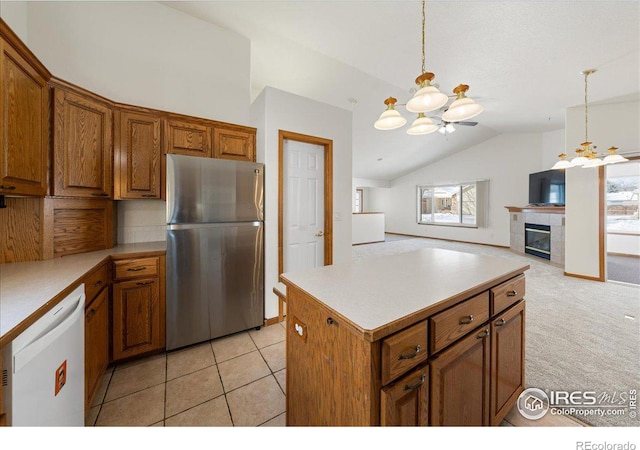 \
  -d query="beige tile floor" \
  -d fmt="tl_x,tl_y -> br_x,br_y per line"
86,321 -> 586,427
87,322 -> 287,427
